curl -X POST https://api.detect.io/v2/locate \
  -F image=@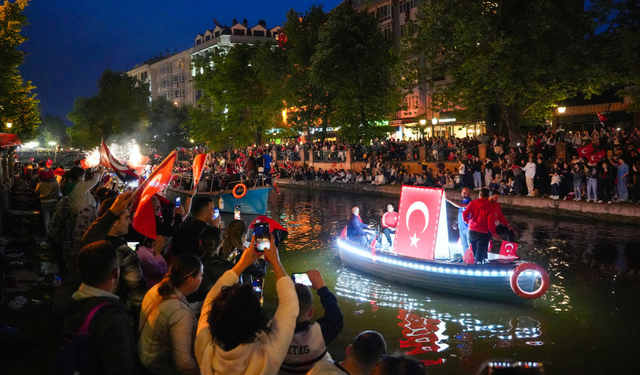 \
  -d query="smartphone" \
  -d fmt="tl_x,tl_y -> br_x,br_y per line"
291,272 -> 313,287
127,242 -> 139,251
175,197 -> 181,208
234,205 -> 241,220
253,222 -> 270,253
213,207 -> 219,219
253,277 -> 264,305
